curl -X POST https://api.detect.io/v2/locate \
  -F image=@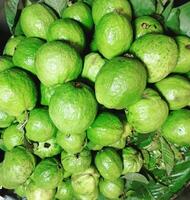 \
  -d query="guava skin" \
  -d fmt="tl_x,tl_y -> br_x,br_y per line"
26,108 -> 57,142
71,167 -> 99,195
56,131 -> 86,154
82,52 -> 106,82
99,177 -> 124,199
13,37 -> 44,74
26,181 -> 56,200
95,148 -> 123,180
35,41 -> 83,86
92,0 -> 132,25
40,83 -> 60,106
31,158 -> 63,189
61,149 -> 92,174
87,141 -> 103,151
0,110 -> 15,128
2,147 -> 35,189
122,147 -> 143,174
74,189 -> 99,200
55,179 -> 73,200
49,82 -> 98,134
95,12 -> 133,59
33,137 -> 62,159
61,2 -> 93,31
127,88 -> 169,133
3,124 -> 24,150
0,68 -> 37,117
161,109 -> 190,146
0,56 -> 14,72
3,36 -> 25,56
87,112 -> 123,146
134,16 -> 163,39
155,75 -> 190,110
130,34 -> 178,83
47,18 -> 86,52
95,57 -> 147,109
173,36 -> 190,73
20,4 -> 57,39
